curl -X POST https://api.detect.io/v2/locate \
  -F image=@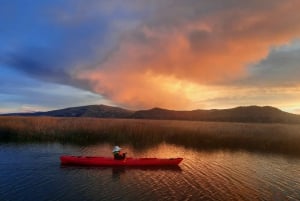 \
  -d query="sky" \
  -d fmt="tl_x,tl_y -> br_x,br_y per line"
1,0 -> 300,114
